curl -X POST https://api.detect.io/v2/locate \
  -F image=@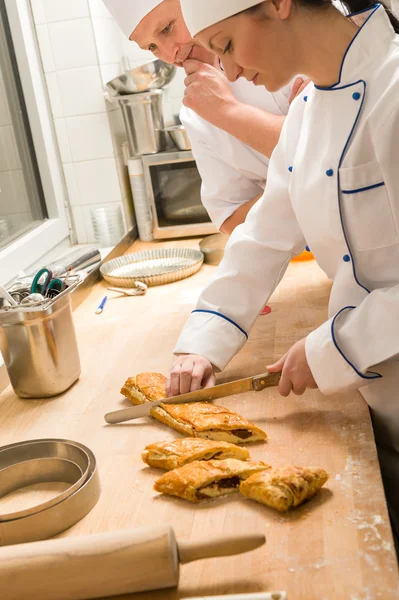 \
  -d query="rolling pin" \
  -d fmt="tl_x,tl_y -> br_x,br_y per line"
0,525 -> 265,600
